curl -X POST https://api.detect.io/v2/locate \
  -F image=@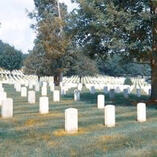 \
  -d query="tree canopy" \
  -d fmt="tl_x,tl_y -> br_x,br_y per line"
0,40 -> 23,71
